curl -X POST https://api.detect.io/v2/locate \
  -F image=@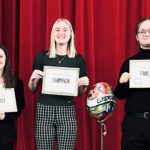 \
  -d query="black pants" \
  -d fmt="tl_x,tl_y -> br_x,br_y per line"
0,142 -> 13,150
121,115 -> 150,150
